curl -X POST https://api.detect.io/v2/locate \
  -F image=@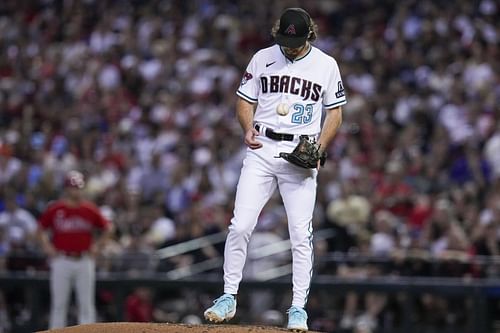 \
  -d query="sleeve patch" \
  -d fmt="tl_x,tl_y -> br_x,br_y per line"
240,71 -> 253,86
335,81 -> 345,98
